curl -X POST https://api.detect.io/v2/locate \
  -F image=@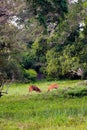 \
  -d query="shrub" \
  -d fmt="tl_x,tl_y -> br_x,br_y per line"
24,69 -> 37,82
81,70 -> 87,79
